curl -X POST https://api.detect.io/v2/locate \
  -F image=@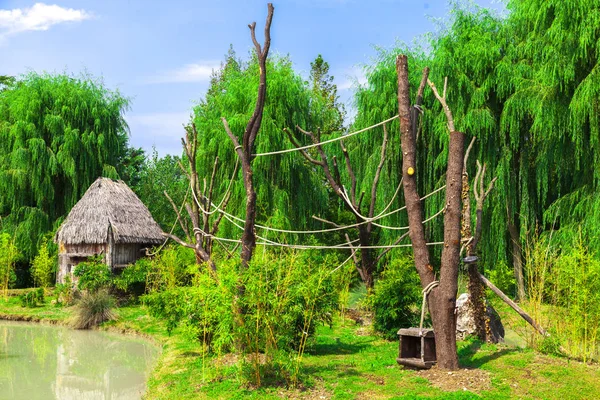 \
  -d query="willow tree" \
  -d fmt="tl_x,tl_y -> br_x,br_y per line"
427,0 -> 600,297
0,73 -> 130,259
